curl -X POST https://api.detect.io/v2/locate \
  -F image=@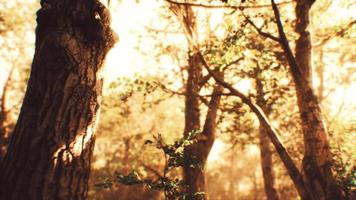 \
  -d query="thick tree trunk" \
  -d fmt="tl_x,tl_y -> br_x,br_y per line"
170,2 -> 203,196
269,0 -> 345,199
255,68 -> 279,200
294,1 -> 344,200
0,0 -> 115,199
182,49 -> 203,197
